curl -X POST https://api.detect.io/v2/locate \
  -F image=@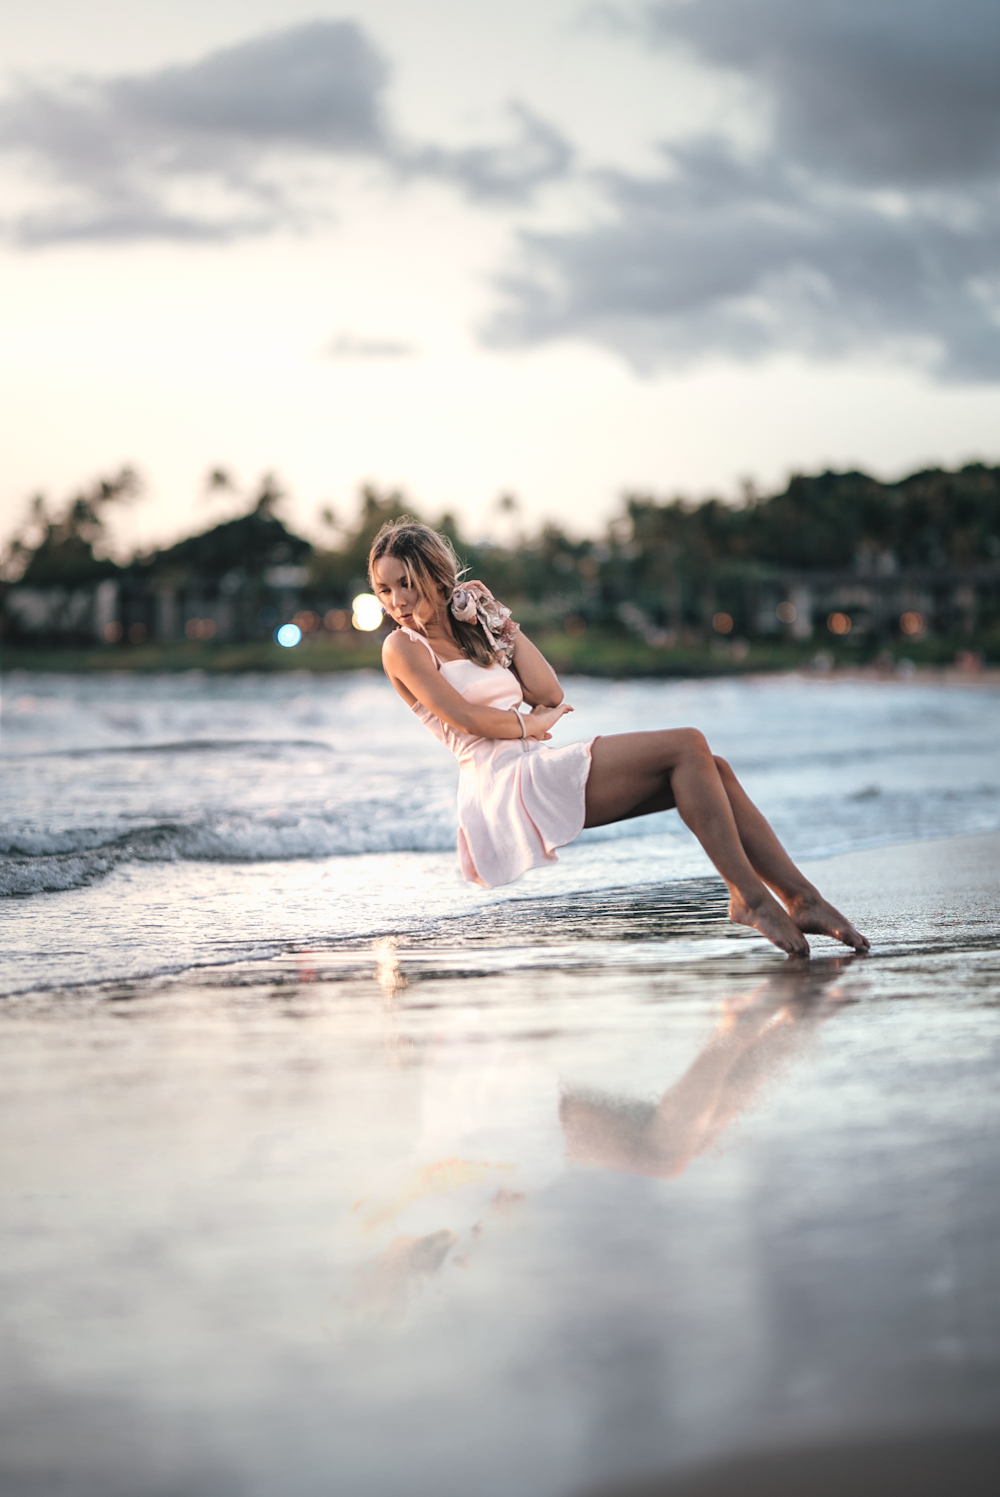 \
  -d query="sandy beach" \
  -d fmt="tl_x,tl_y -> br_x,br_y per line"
2,828 -> 998,1496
